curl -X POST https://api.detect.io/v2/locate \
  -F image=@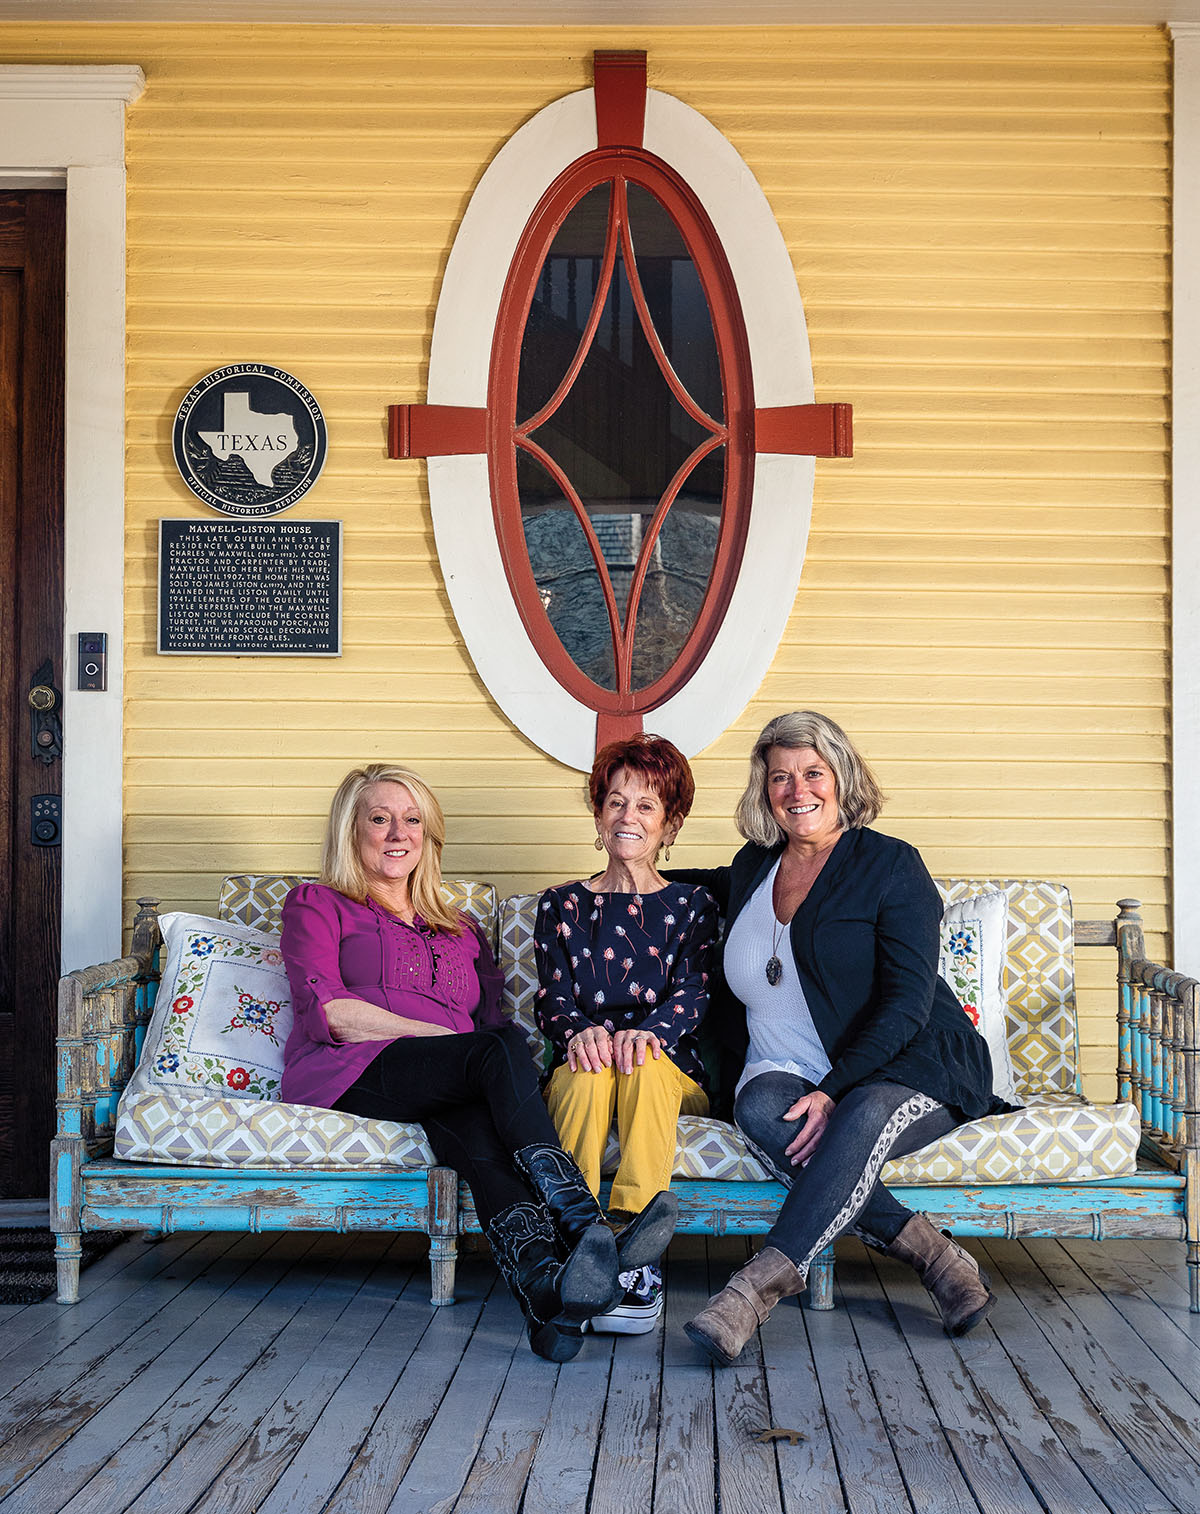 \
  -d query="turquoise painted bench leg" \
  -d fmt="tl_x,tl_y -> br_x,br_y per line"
807,1244 -> 834,1309
55,1233 -> 82,1304
428,1167 -> 458,1306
